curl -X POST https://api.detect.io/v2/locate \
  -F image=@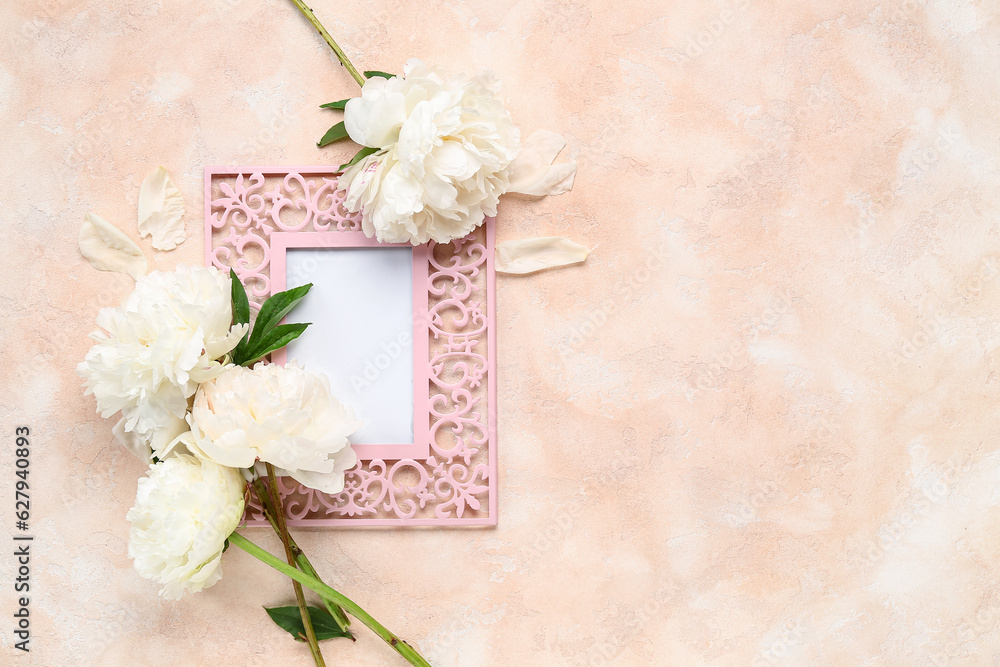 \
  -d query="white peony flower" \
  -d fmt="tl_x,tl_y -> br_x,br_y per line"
339,58 -> 521,245
77,265 -> 249,442
127,453 -> 246,600
188,362 -> 361,494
